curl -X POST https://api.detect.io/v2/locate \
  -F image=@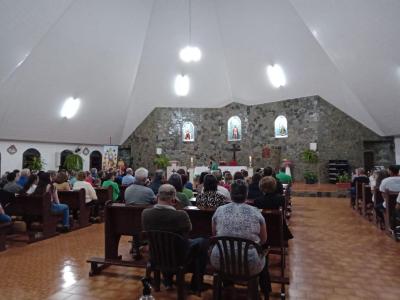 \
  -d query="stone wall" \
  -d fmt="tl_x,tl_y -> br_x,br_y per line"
121,95 -> 394,182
